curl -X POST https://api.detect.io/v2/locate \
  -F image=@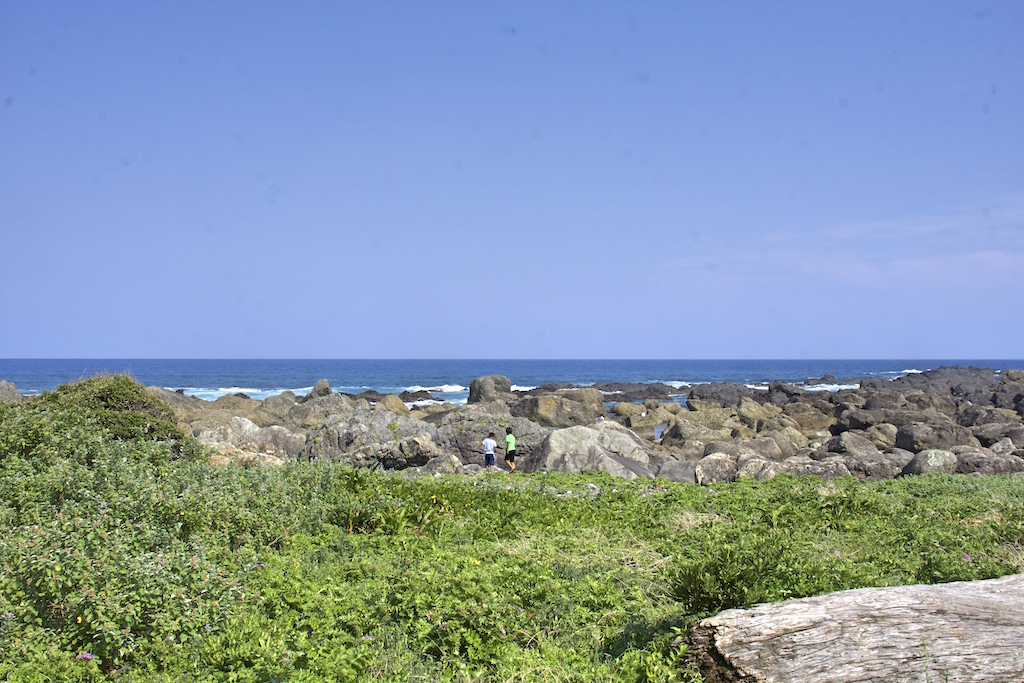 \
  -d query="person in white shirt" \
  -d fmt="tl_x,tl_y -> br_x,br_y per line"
480,432 -> 498,472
